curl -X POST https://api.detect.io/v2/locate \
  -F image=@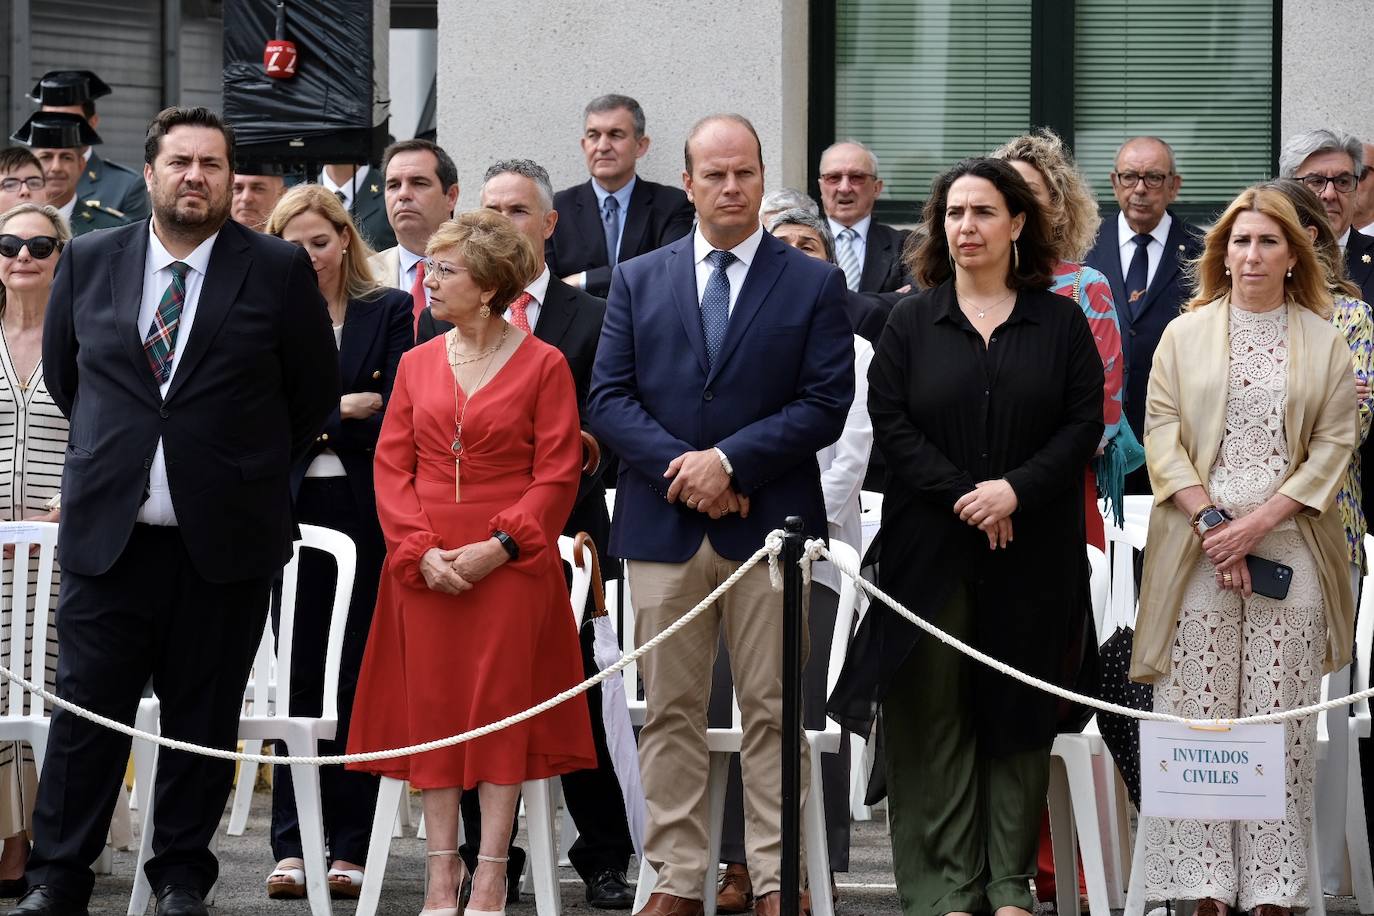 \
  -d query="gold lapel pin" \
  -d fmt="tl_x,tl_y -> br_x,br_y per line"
1364,254 -> 1371,264
370,184 -> 379,194
1178,244 -> 1185,251
372,370 -> 382,379
88,171 -> 96,180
